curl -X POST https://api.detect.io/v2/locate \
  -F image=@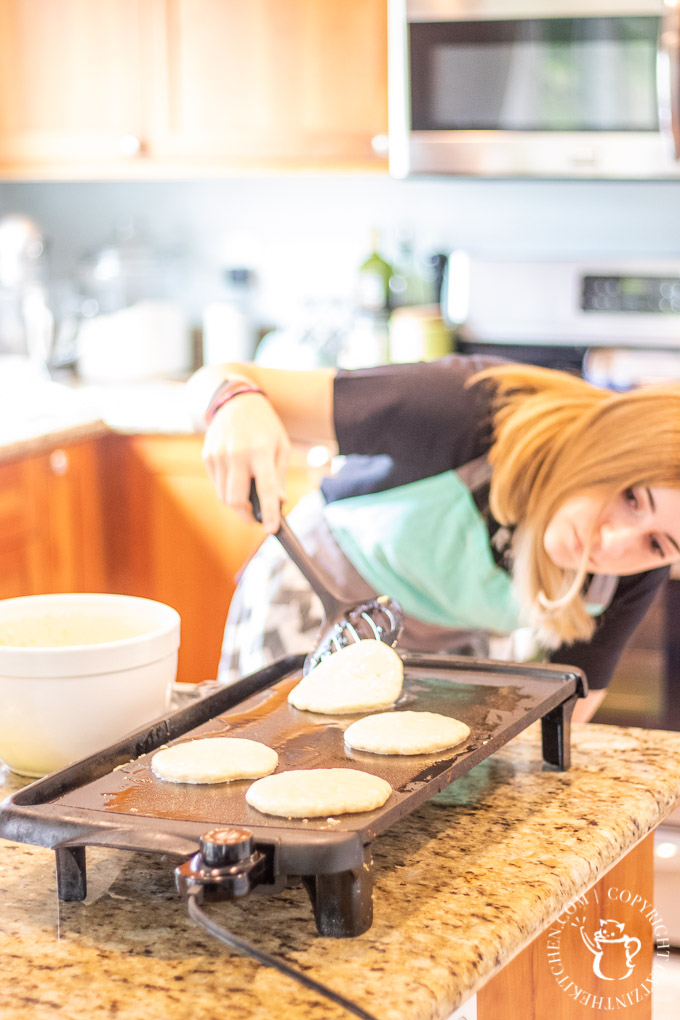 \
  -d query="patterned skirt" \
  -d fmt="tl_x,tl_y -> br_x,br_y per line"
219,493 -> 533,685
